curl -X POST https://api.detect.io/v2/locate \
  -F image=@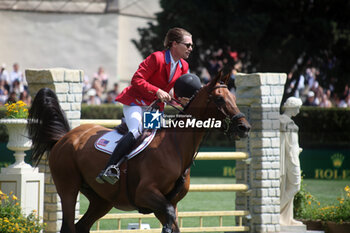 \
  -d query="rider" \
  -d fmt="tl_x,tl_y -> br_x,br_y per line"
96,27 -> 195,184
